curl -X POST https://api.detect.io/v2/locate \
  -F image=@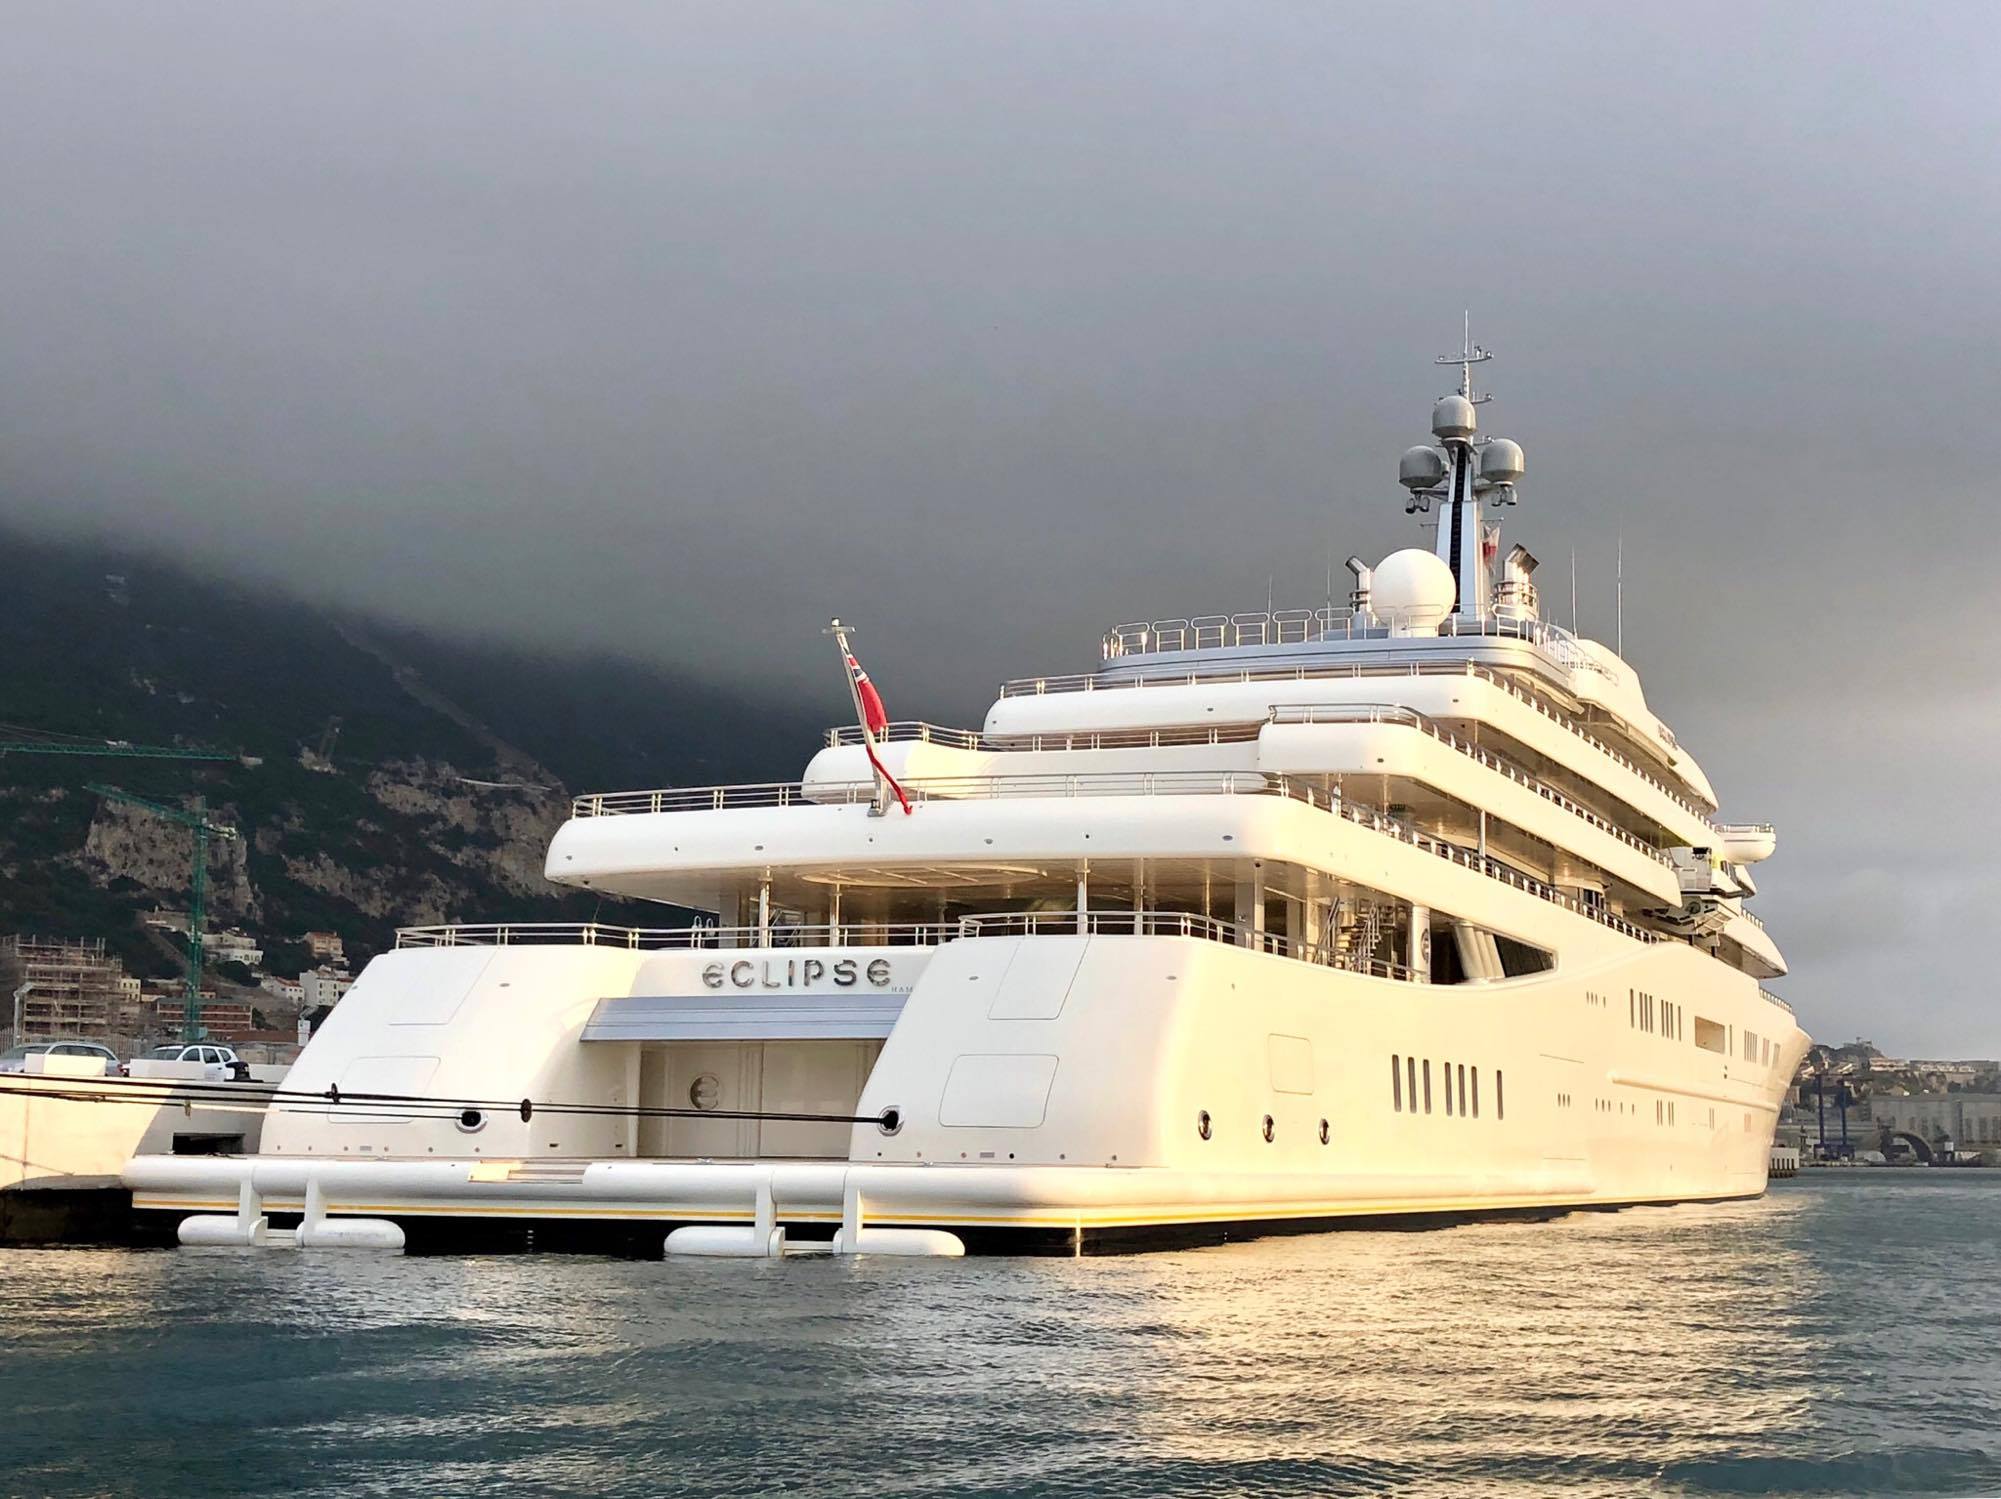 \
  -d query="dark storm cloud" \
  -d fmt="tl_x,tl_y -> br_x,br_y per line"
1,2 -> 1994,1051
